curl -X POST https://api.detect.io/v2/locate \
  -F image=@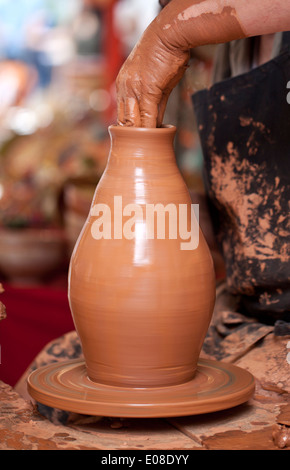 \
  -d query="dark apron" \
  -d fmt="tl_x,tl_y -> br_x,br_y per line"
192,32 -> 290,320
